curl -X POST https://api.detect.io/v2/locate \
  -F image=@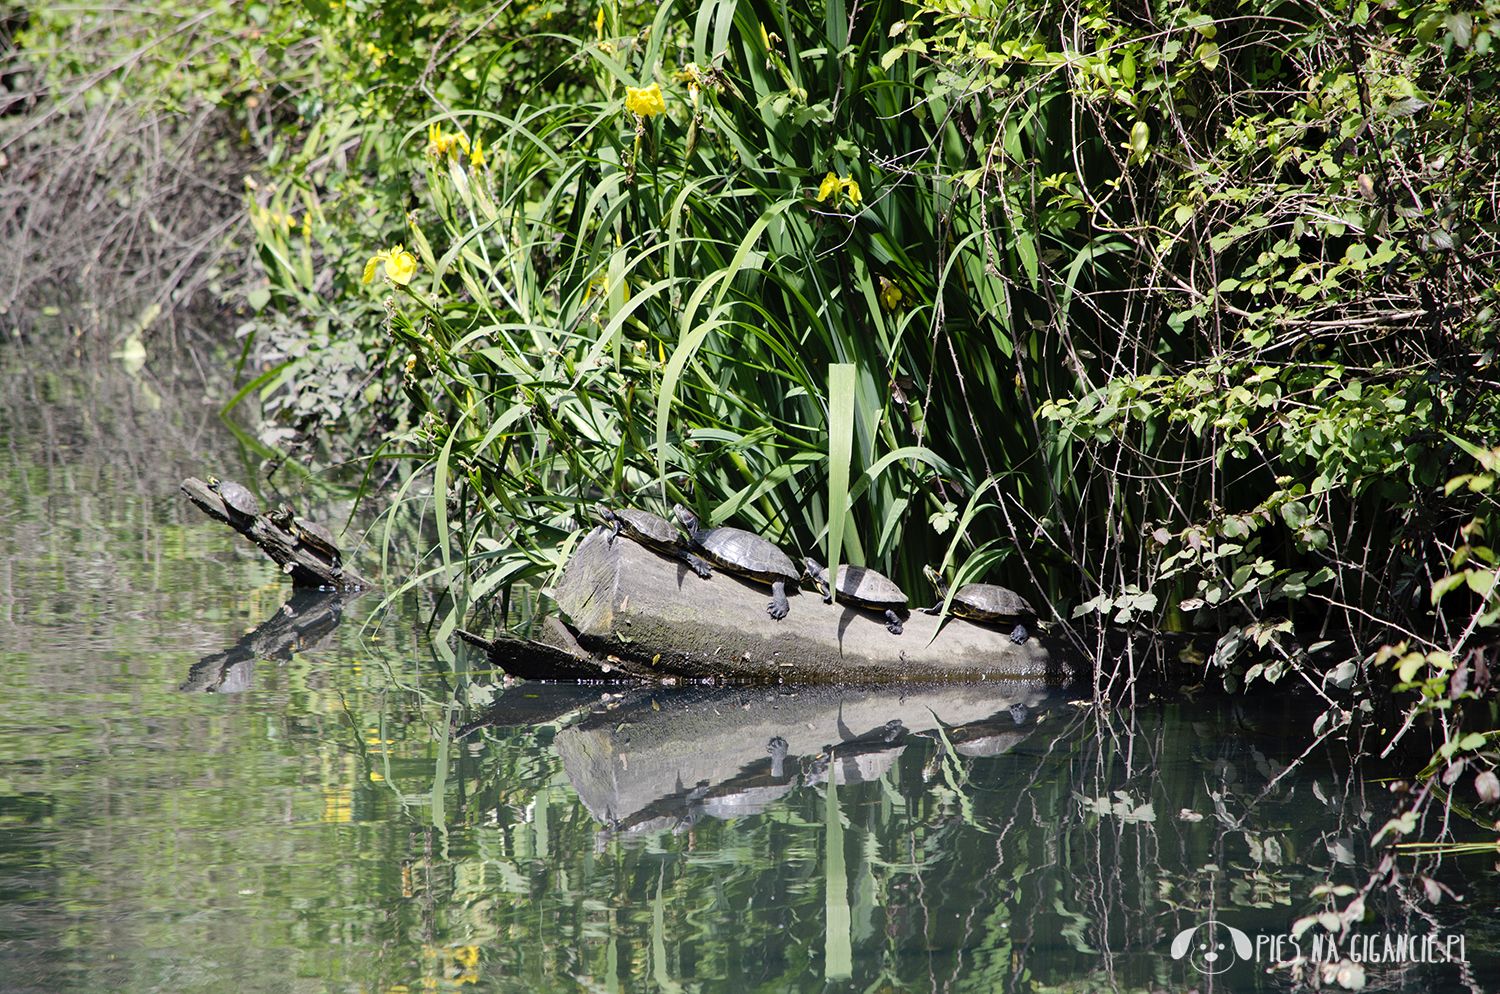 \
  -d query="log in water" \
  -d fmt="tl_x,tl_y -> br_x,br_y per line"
534,525 -> 1082,685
